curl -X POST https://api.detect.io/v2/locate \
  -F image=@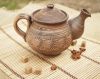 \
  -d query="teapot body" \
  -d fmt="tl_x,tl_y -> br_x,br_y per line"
14,4 -> 91,56
26,22 -> 72,55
